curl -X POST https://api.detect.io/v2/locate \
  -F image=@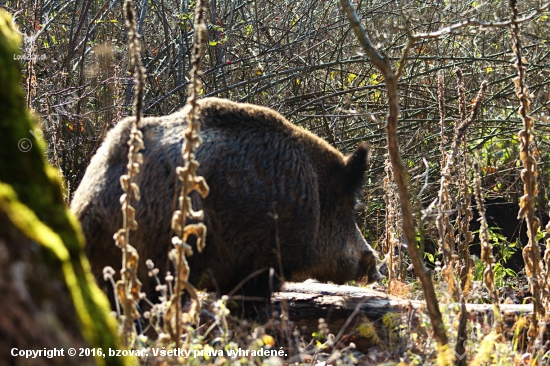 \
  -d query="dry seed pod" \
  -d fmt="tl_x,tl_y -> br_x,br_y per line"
510,0 -> 547,341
